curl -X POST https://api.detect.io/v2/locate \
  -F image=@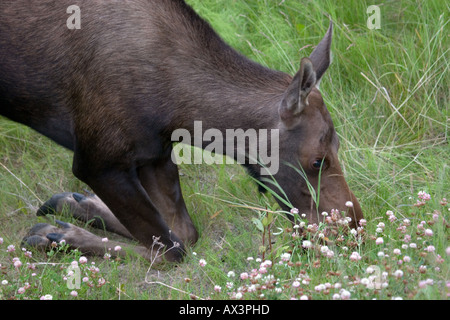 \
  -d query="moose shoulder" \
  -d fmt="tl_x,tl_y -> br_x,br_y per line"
0,0 -> 363,263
